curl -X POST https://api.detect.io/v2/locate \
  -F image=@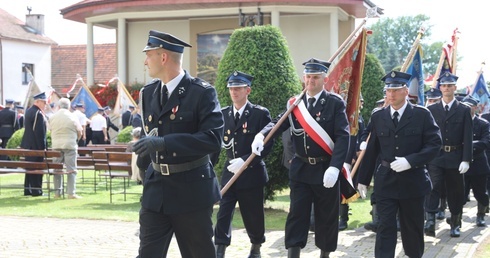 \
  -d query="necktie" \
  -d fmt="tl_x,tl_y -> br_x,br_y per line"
161,84 -> 168,108
445,104 -> 449,113
234,112 -> 240,125
393,111 -> 399,127
308,97 -> 316,114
